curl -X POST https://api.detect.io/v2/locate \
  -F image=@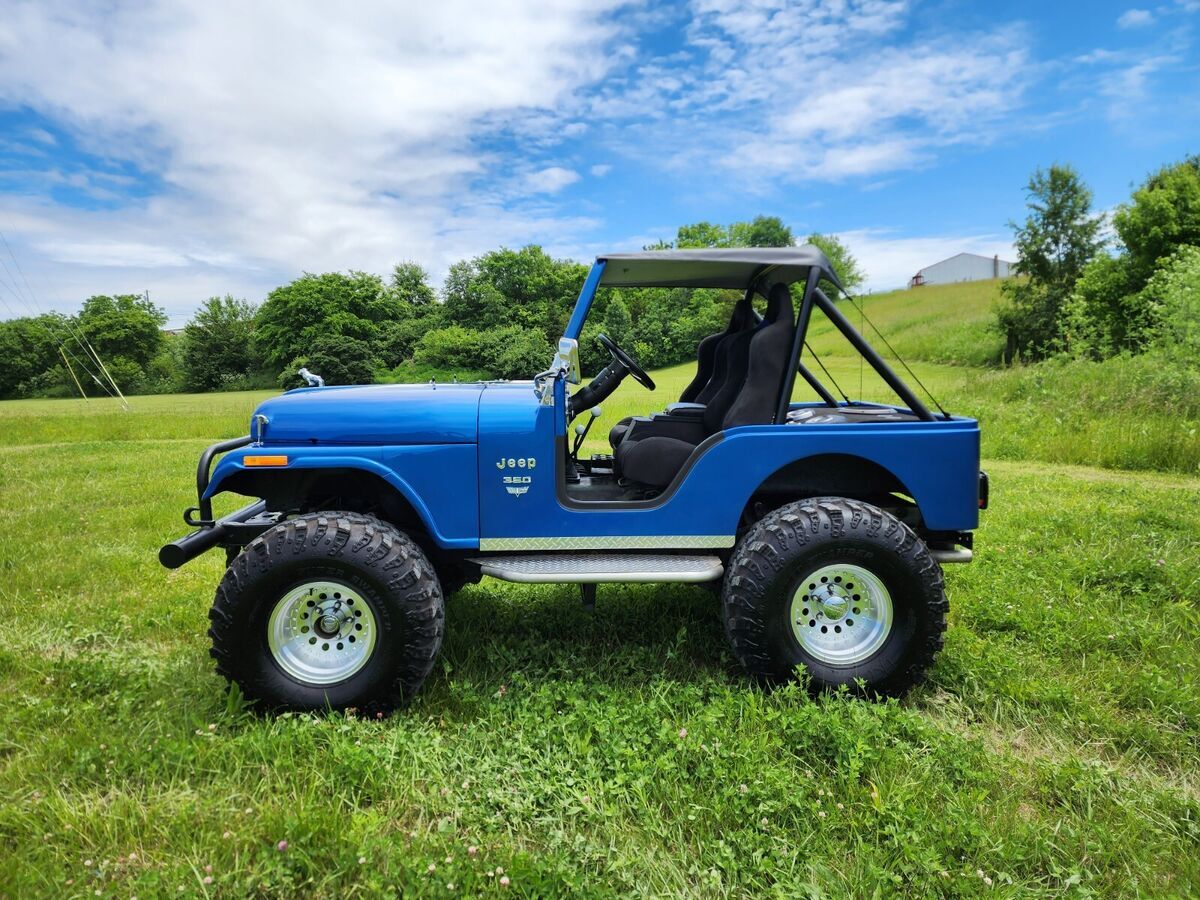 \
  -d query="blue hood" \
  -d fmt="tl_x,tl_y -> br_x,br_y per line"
253,383 -> 485,445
